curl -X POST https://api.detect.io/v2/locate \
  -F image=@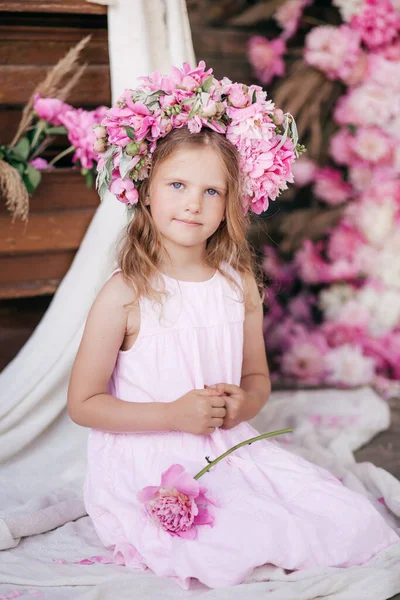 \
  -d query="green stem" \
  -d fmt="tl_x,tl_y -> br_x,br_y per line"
48,145 -> 75,167
30,120 -> 48,151
193,429 -> 293,480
